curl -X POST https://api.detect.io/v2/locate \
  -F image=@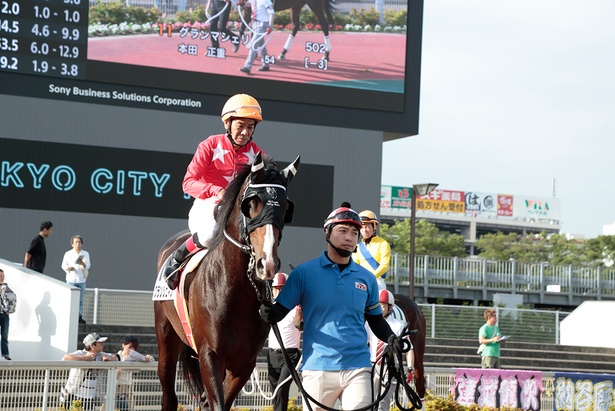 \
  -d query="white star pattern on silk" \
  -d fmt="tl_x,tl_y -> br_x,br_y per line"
223,174 -> 235,184
243,147 -> 258,164
212,142 -> 230,164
